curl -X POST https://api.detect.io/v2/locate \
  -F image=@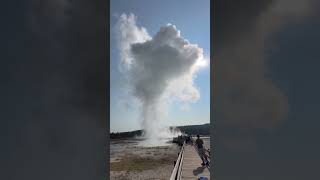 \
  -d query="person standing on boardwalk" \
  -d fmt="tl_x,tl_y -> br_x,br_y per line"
195,135 -> 209,166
